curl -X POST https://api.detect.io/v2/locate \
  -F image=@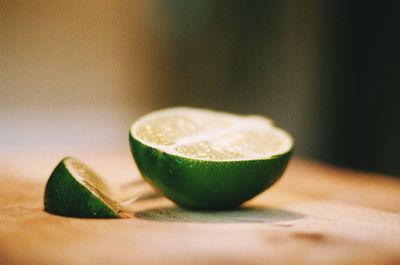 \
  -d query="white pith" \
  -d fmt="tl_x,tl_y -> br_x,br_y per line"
131,107 -> 293,161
